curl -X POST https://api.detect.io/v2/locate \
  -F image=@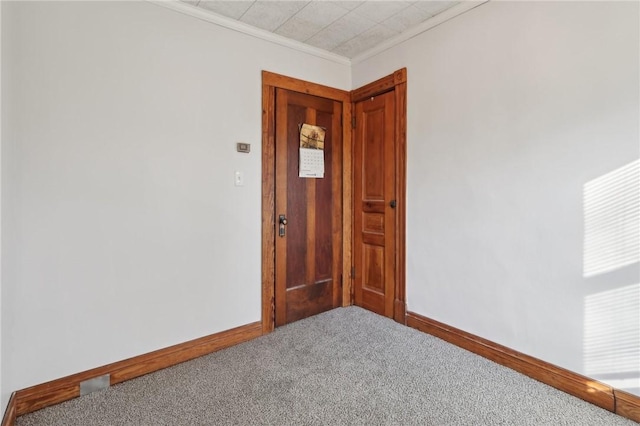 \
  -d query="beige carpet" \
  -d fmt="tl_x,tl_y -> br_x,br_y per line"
17,307 -> 638,425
